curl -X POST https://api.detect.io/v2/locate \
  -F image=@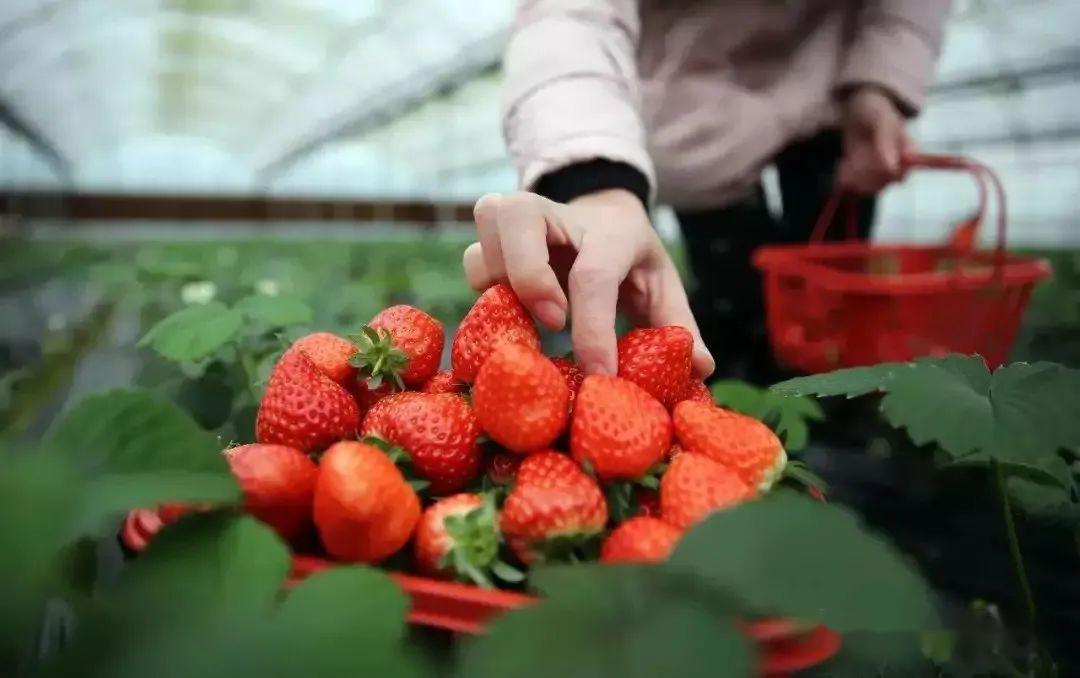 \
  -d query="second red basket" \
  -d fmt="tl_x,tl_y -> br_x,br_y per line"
753,153 -> 1050,374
